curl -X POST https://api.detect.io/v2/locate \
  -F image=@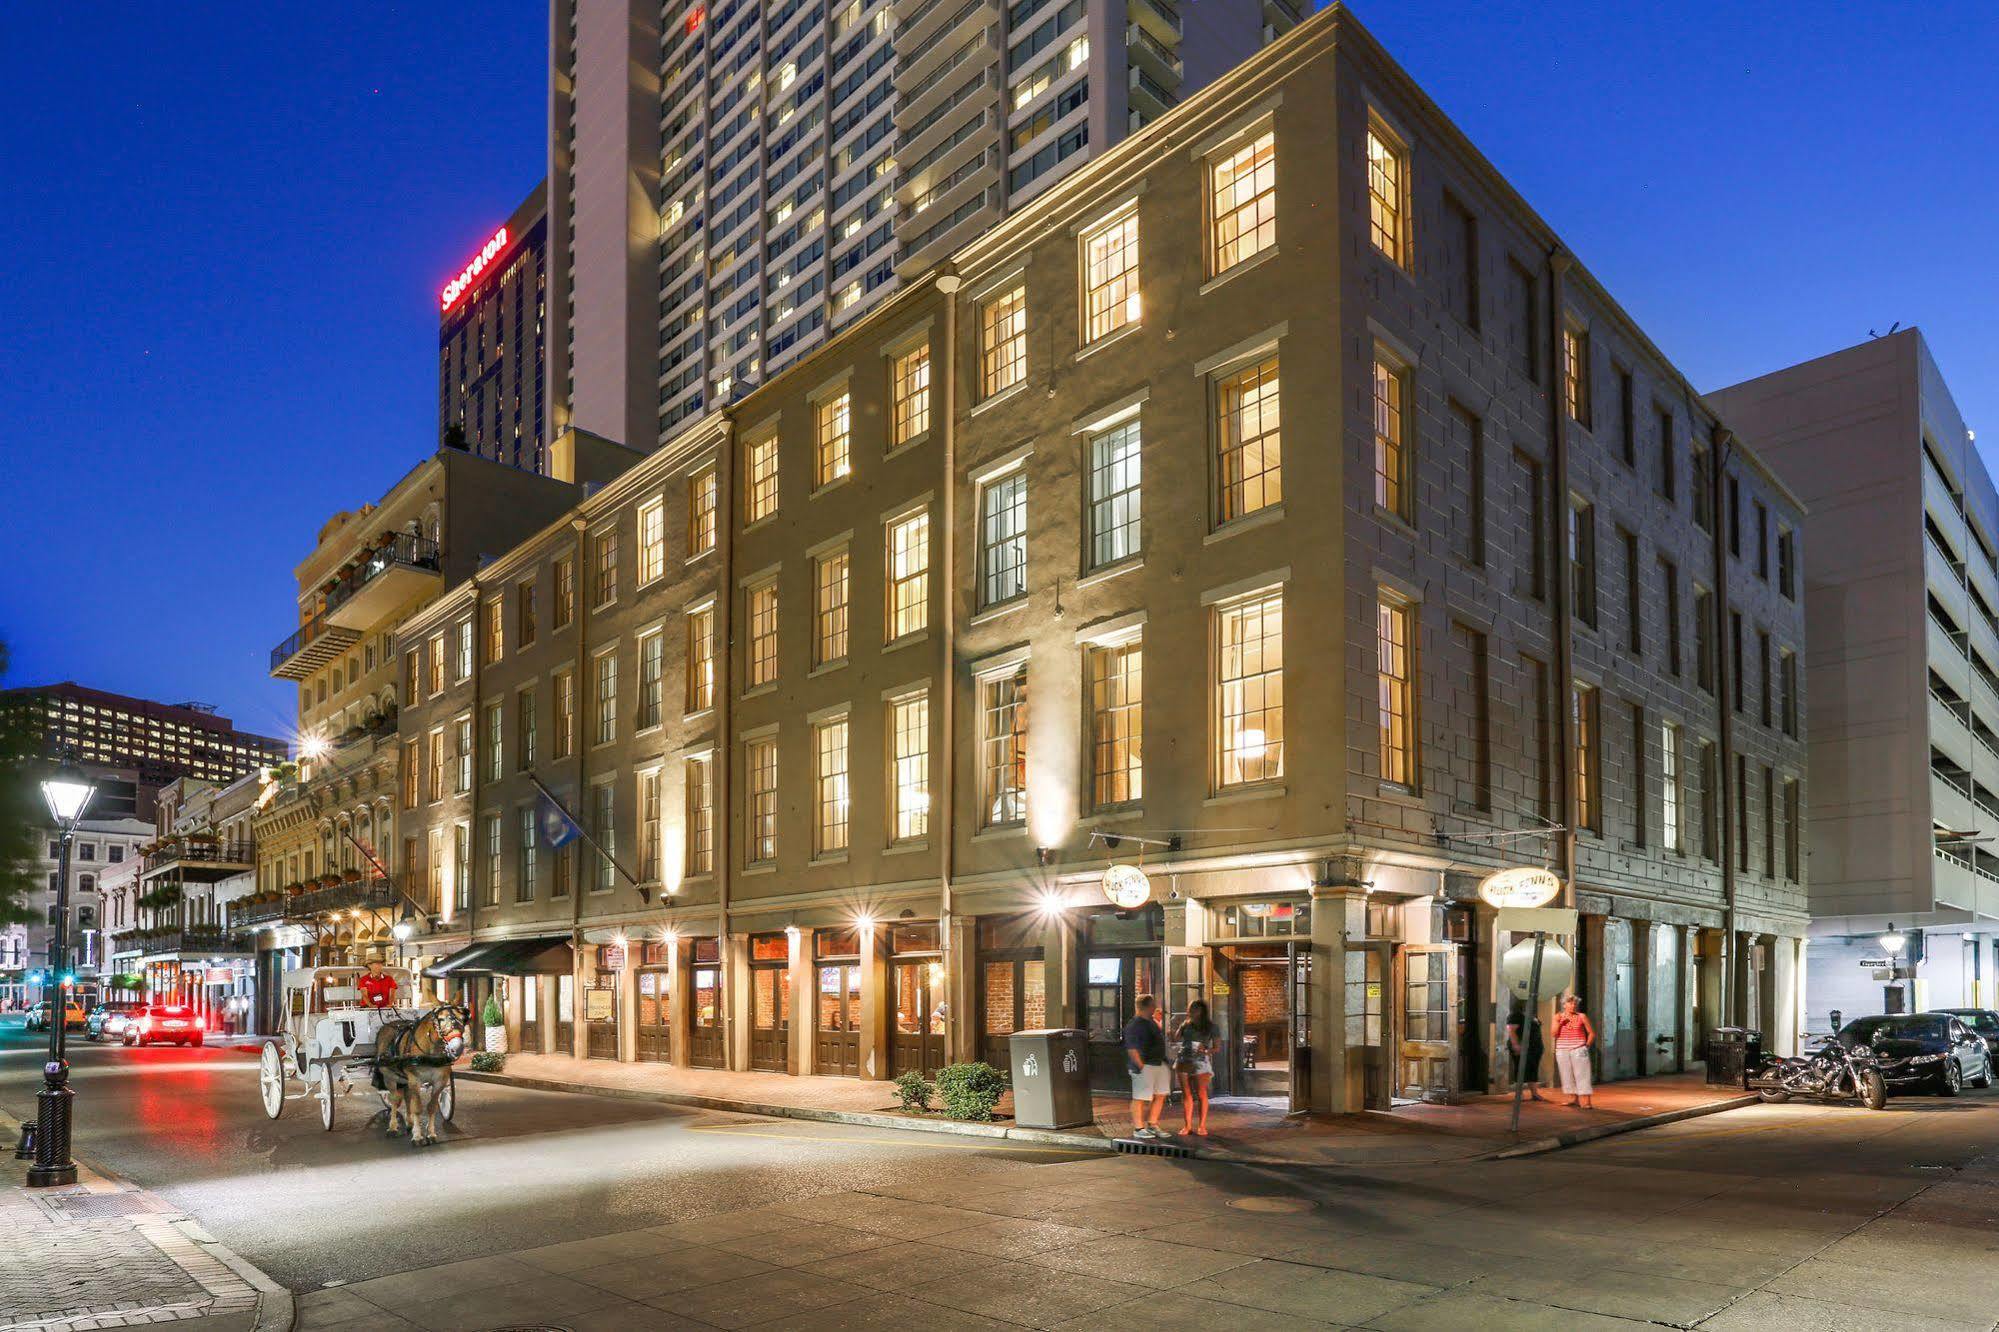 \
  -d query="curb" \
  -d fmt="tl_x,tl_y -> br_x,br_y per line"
456,1070 -> 1119,1152
1487,1093 -> 1758,1159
